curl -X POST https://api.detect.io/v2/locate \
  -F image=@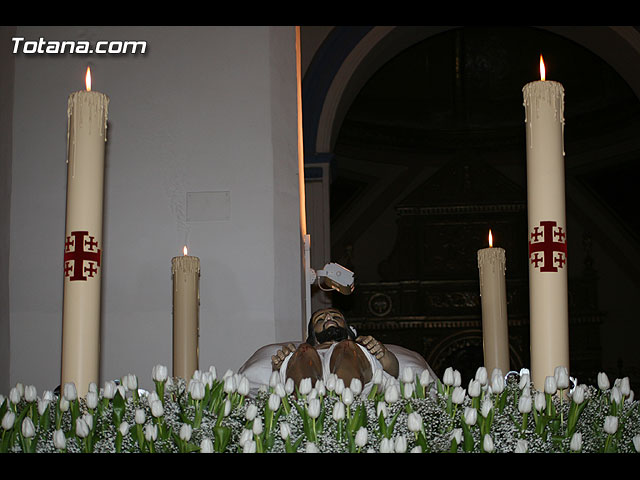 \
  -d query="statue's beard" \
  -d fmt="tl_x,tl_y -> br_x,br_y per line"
314,326 -> 349,344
